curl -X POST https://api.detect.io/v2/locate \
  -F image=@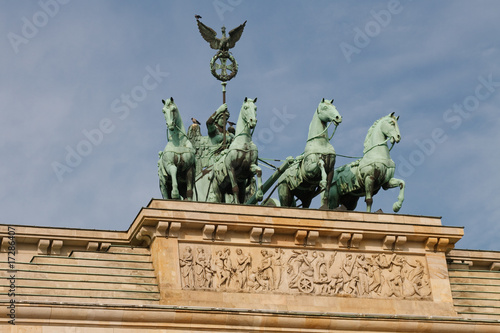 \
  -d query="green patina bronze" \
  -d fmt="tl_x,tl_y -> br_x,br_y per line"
328,113 -> 405,213
187,103 -> 233,176
210,97 -> 263,204
158,98 -> 196,200
156,19 -> 406,212
277,99 -> 342,208
197,19 -> 246,82
181,98 -> 261,204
